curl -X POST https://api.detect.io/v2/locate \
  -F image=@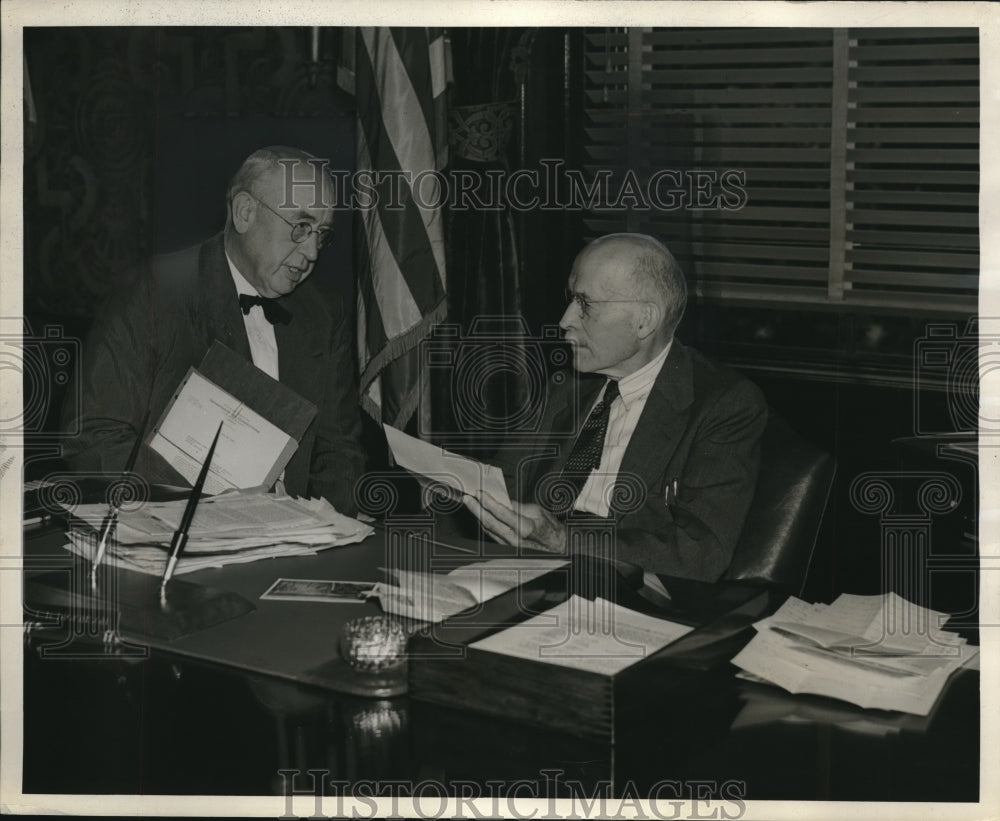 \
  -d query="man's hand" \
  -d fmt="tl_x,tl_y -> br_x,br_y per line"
464,493 -> 568,554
